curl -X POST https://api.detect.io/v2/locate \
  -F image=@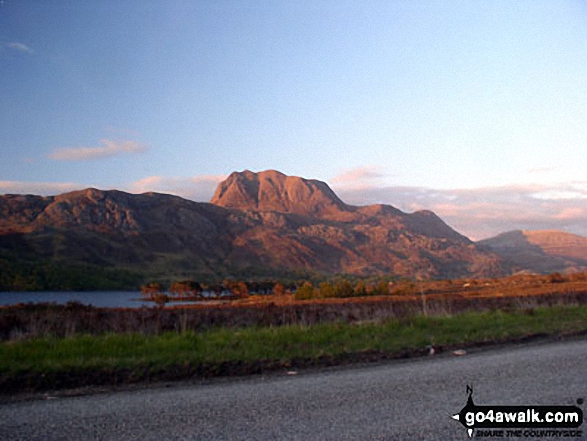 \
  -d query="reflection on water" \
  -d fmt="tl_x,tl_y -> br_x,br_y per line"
0,291 -> 198,308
